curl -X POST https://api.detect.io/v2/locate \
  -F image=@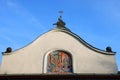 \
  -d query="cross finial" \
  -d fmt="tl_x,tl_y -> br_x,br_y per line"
53,10 -> 66,28
59,10 -> 63,19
